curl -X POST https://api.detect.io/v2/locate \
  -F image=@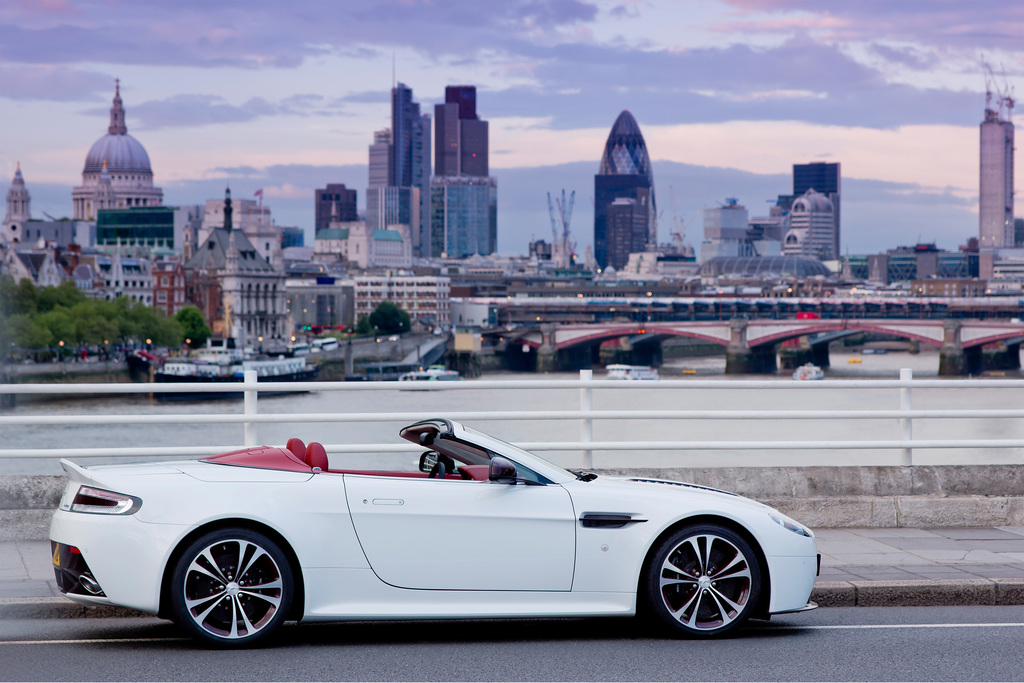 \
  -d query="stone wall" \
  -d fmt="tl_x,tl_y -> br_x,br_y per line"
5,465 -> 1024,540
